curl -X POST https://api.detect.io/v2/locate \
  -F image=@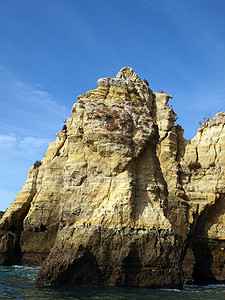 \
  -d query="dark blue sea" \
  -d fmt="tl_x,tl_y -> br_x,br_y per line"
1,265 -> 225,299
